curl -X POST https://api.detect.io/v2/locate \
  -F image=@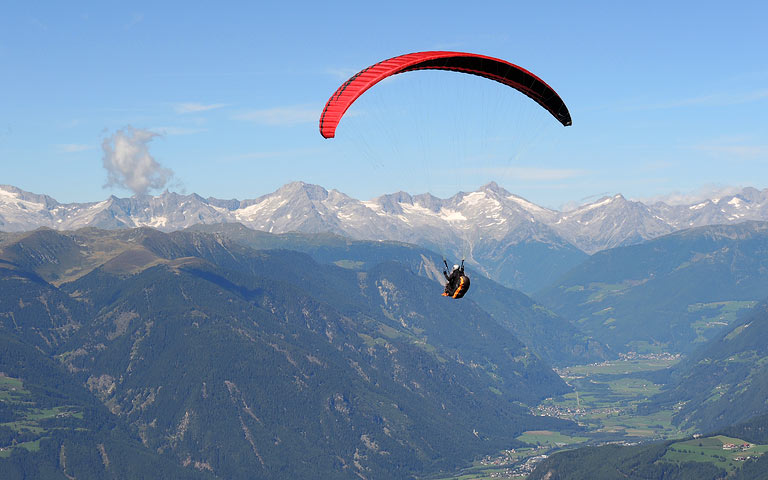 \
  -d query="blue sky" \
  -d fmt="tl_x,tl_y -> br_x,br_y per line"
1,1 -> 766,209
